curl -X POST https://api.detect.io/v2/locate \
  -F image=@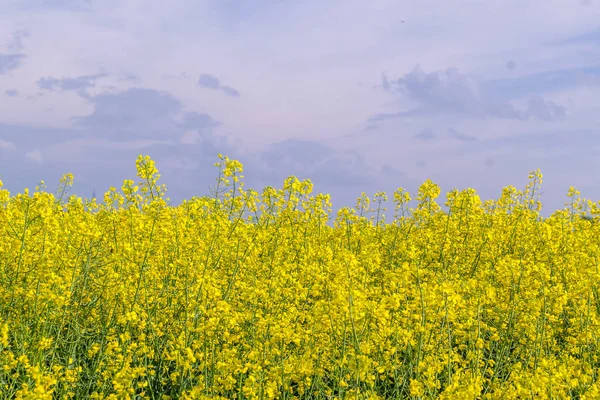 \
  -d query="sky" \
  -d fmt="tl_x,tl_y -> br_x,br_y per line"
1,0 -> 600,218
